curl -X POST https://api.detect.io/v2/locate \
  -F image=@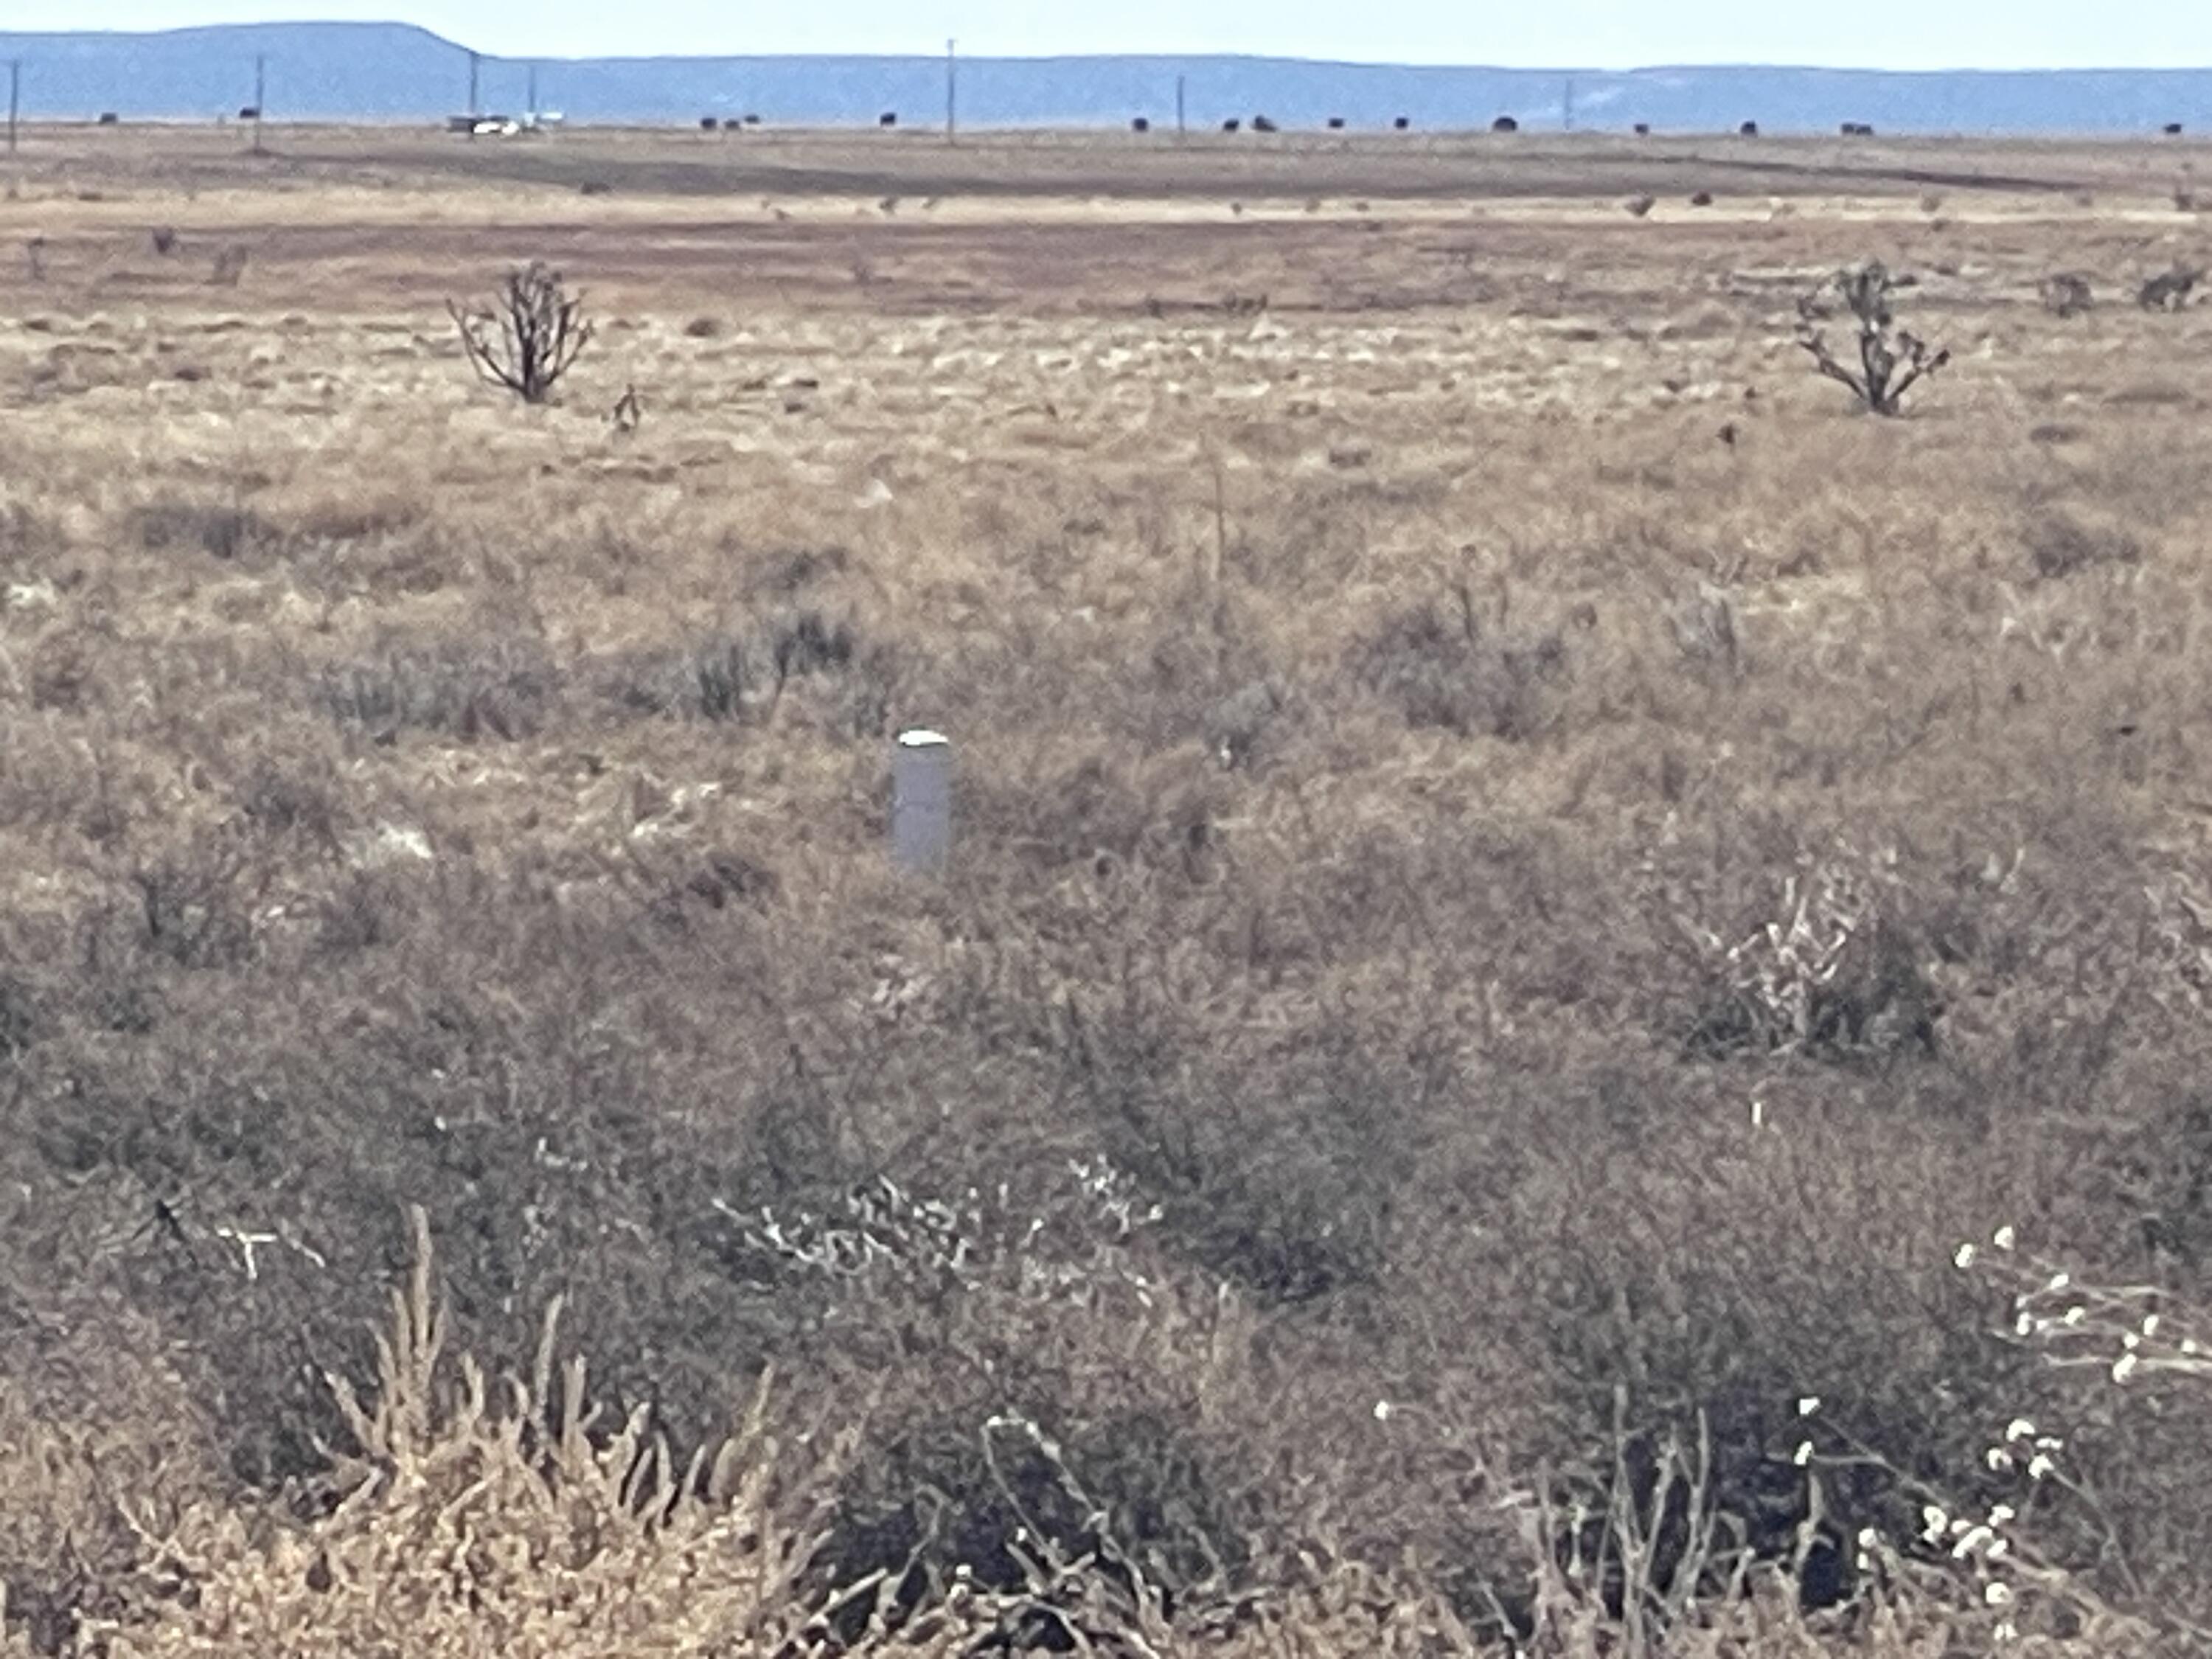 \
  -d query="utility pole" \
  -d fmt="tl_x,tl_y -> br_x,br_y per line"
1563,76 -> 1574,132
7,62 -> 18,157
945,38 -> 956,145
1176,73 -> 1186,137
252,54 -> 265,153
467,49 -> 480,116
526,62 -> 538,120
